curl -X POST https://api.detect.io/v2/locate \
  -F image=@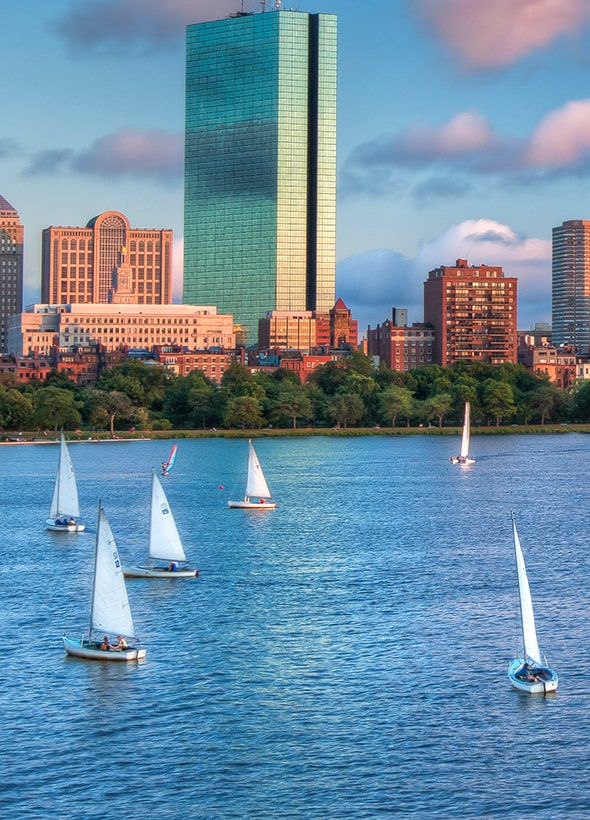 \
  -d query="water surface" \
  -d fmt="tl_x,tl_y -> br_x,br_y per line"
1,434 -> 588,818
